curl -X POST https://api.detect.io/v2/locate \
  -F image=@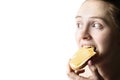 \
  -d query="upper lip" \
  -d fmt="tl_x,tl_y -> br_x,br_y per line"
81,44 -> 97,51
81,44 -> 95,48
